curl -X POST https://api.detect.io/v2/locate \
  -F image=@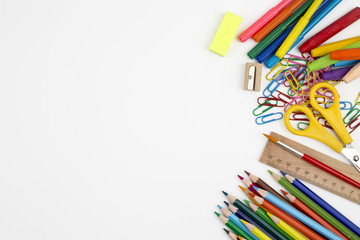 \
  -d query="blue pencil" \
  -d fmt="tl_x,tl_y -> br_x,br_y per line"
281,172 -> 360,238
334,60 -> 360,68
265,0 -> 341,68
218,205 -> 261,240
253,186 -> 344,240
